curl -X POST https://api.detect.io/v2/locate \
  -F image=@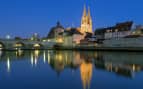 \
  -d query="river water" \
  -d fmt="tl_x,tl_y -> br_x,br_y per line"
0,50 -> 143,89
